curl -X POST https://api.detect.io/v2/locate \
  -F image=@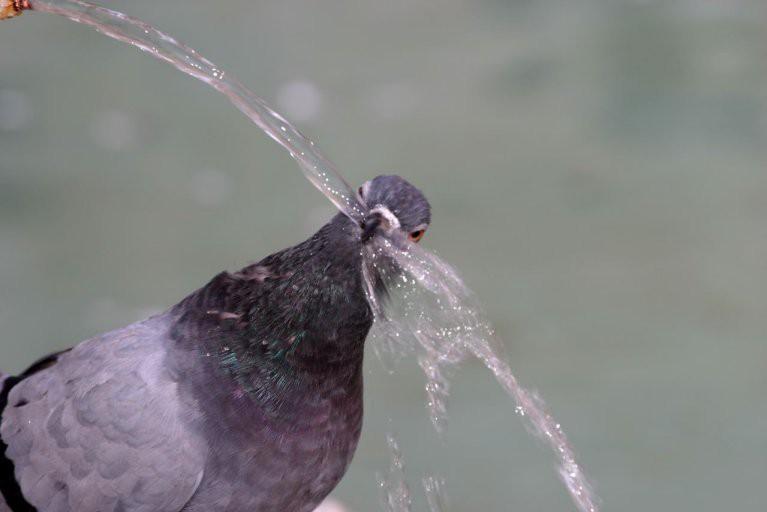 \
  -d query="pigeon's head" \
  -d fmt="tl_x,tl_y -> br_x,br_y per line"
358,175 -> 431,244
